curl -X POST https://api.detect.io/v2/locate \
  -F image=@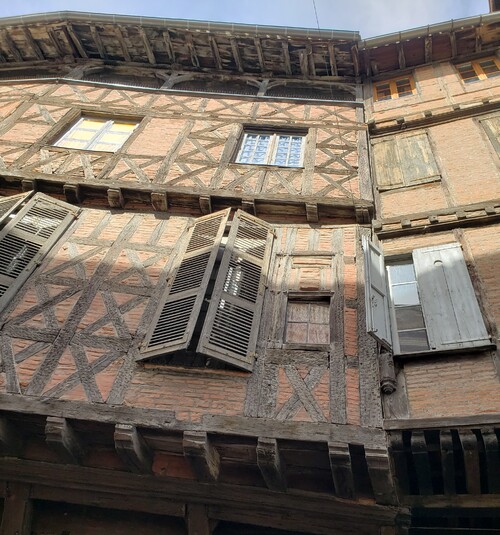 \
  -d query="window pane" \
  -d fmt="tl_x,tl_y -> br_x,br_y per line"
309,302 -> 329,324
109,122 -> 138,133
479,59 -> 500,77
308,323 -> 330,344
398,329 -> 429,352
79,118 -> 107,131
387,263 -> 416,284
286,322 -> 308,343
391,282 -> 420,306
376,83 -> 391,101
396,78 -> 412,97
395,305 -> 426,330
287,302 -> 310,322
457,63 -> 479,82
